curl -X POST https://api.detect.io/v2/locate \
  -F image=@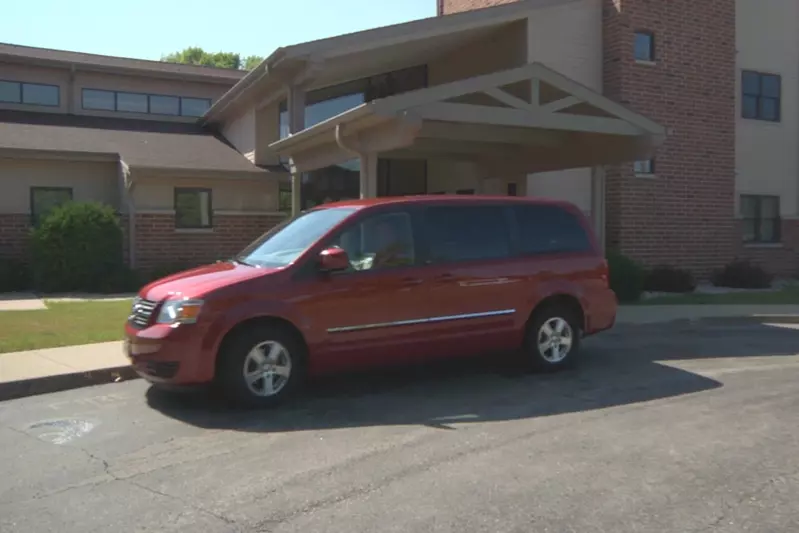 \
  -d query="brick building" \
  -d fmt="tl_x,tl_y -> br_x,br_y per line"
442,0 -> 795,276
2,0 -> 788,276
